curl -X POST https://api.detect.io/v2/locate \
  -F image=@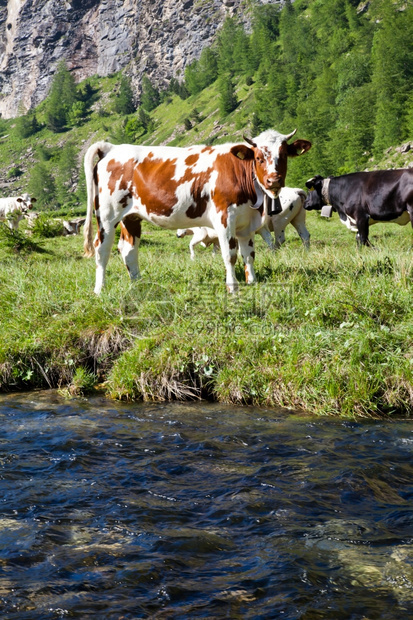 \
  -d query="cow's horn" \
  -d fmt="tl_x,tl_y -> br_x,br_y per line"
243,135 -> 257,147
285,129 -> 297,141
